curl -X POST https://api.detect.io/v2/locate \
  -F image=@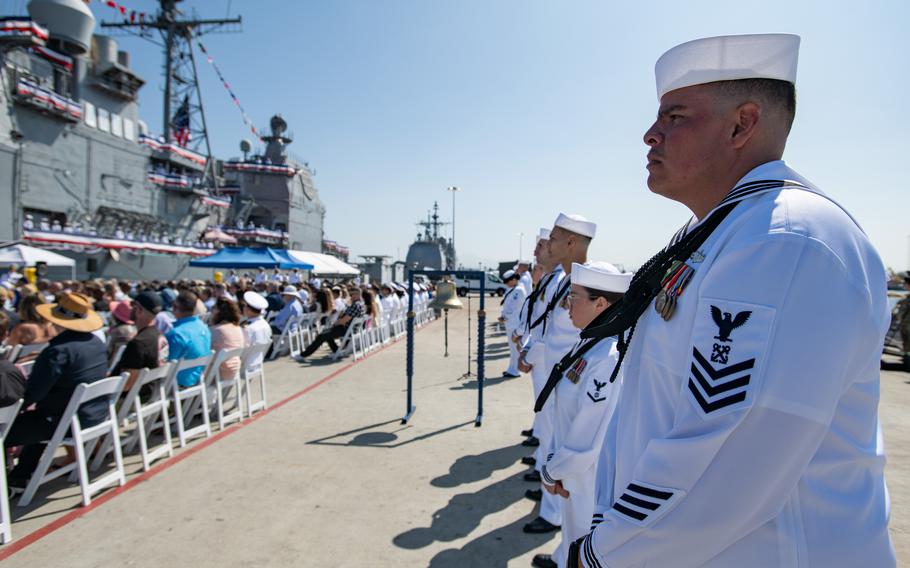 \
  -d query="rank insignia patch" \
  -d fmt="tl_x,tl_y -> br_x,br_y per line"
688,298 -> 775,419
587,378 -> 607,403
